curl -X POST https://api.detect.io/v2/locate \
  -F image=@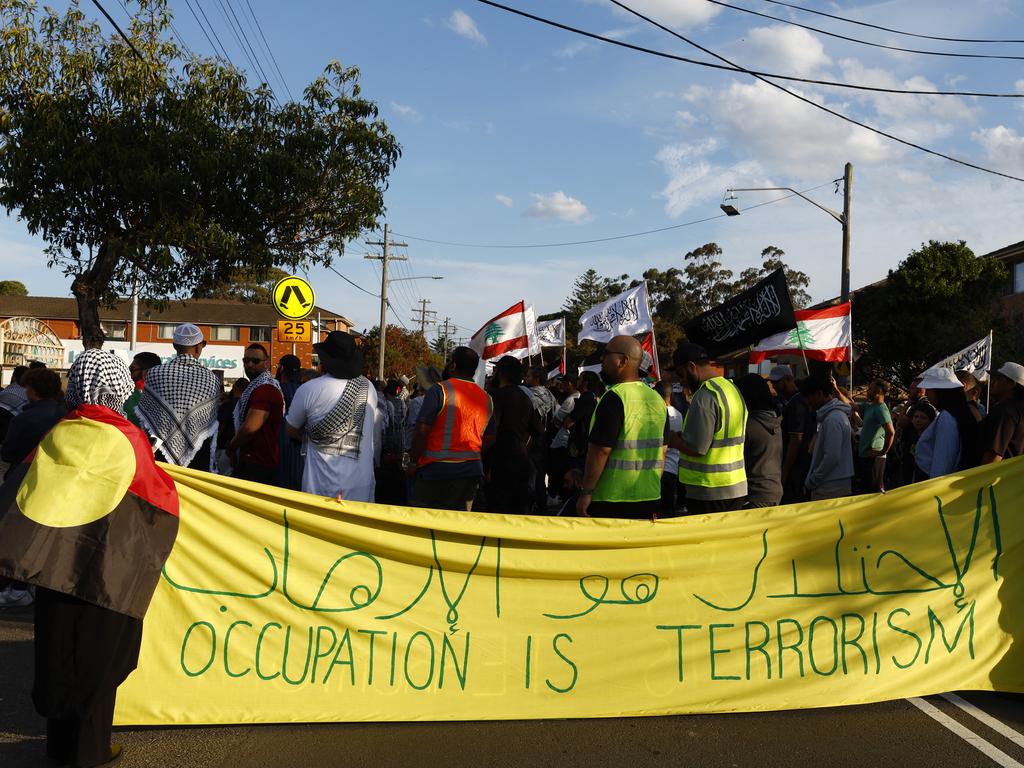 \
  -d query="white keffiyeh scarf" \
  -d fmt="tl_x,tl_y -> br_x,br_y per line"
65,349 -> 134,414
136,355 -> 220,469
